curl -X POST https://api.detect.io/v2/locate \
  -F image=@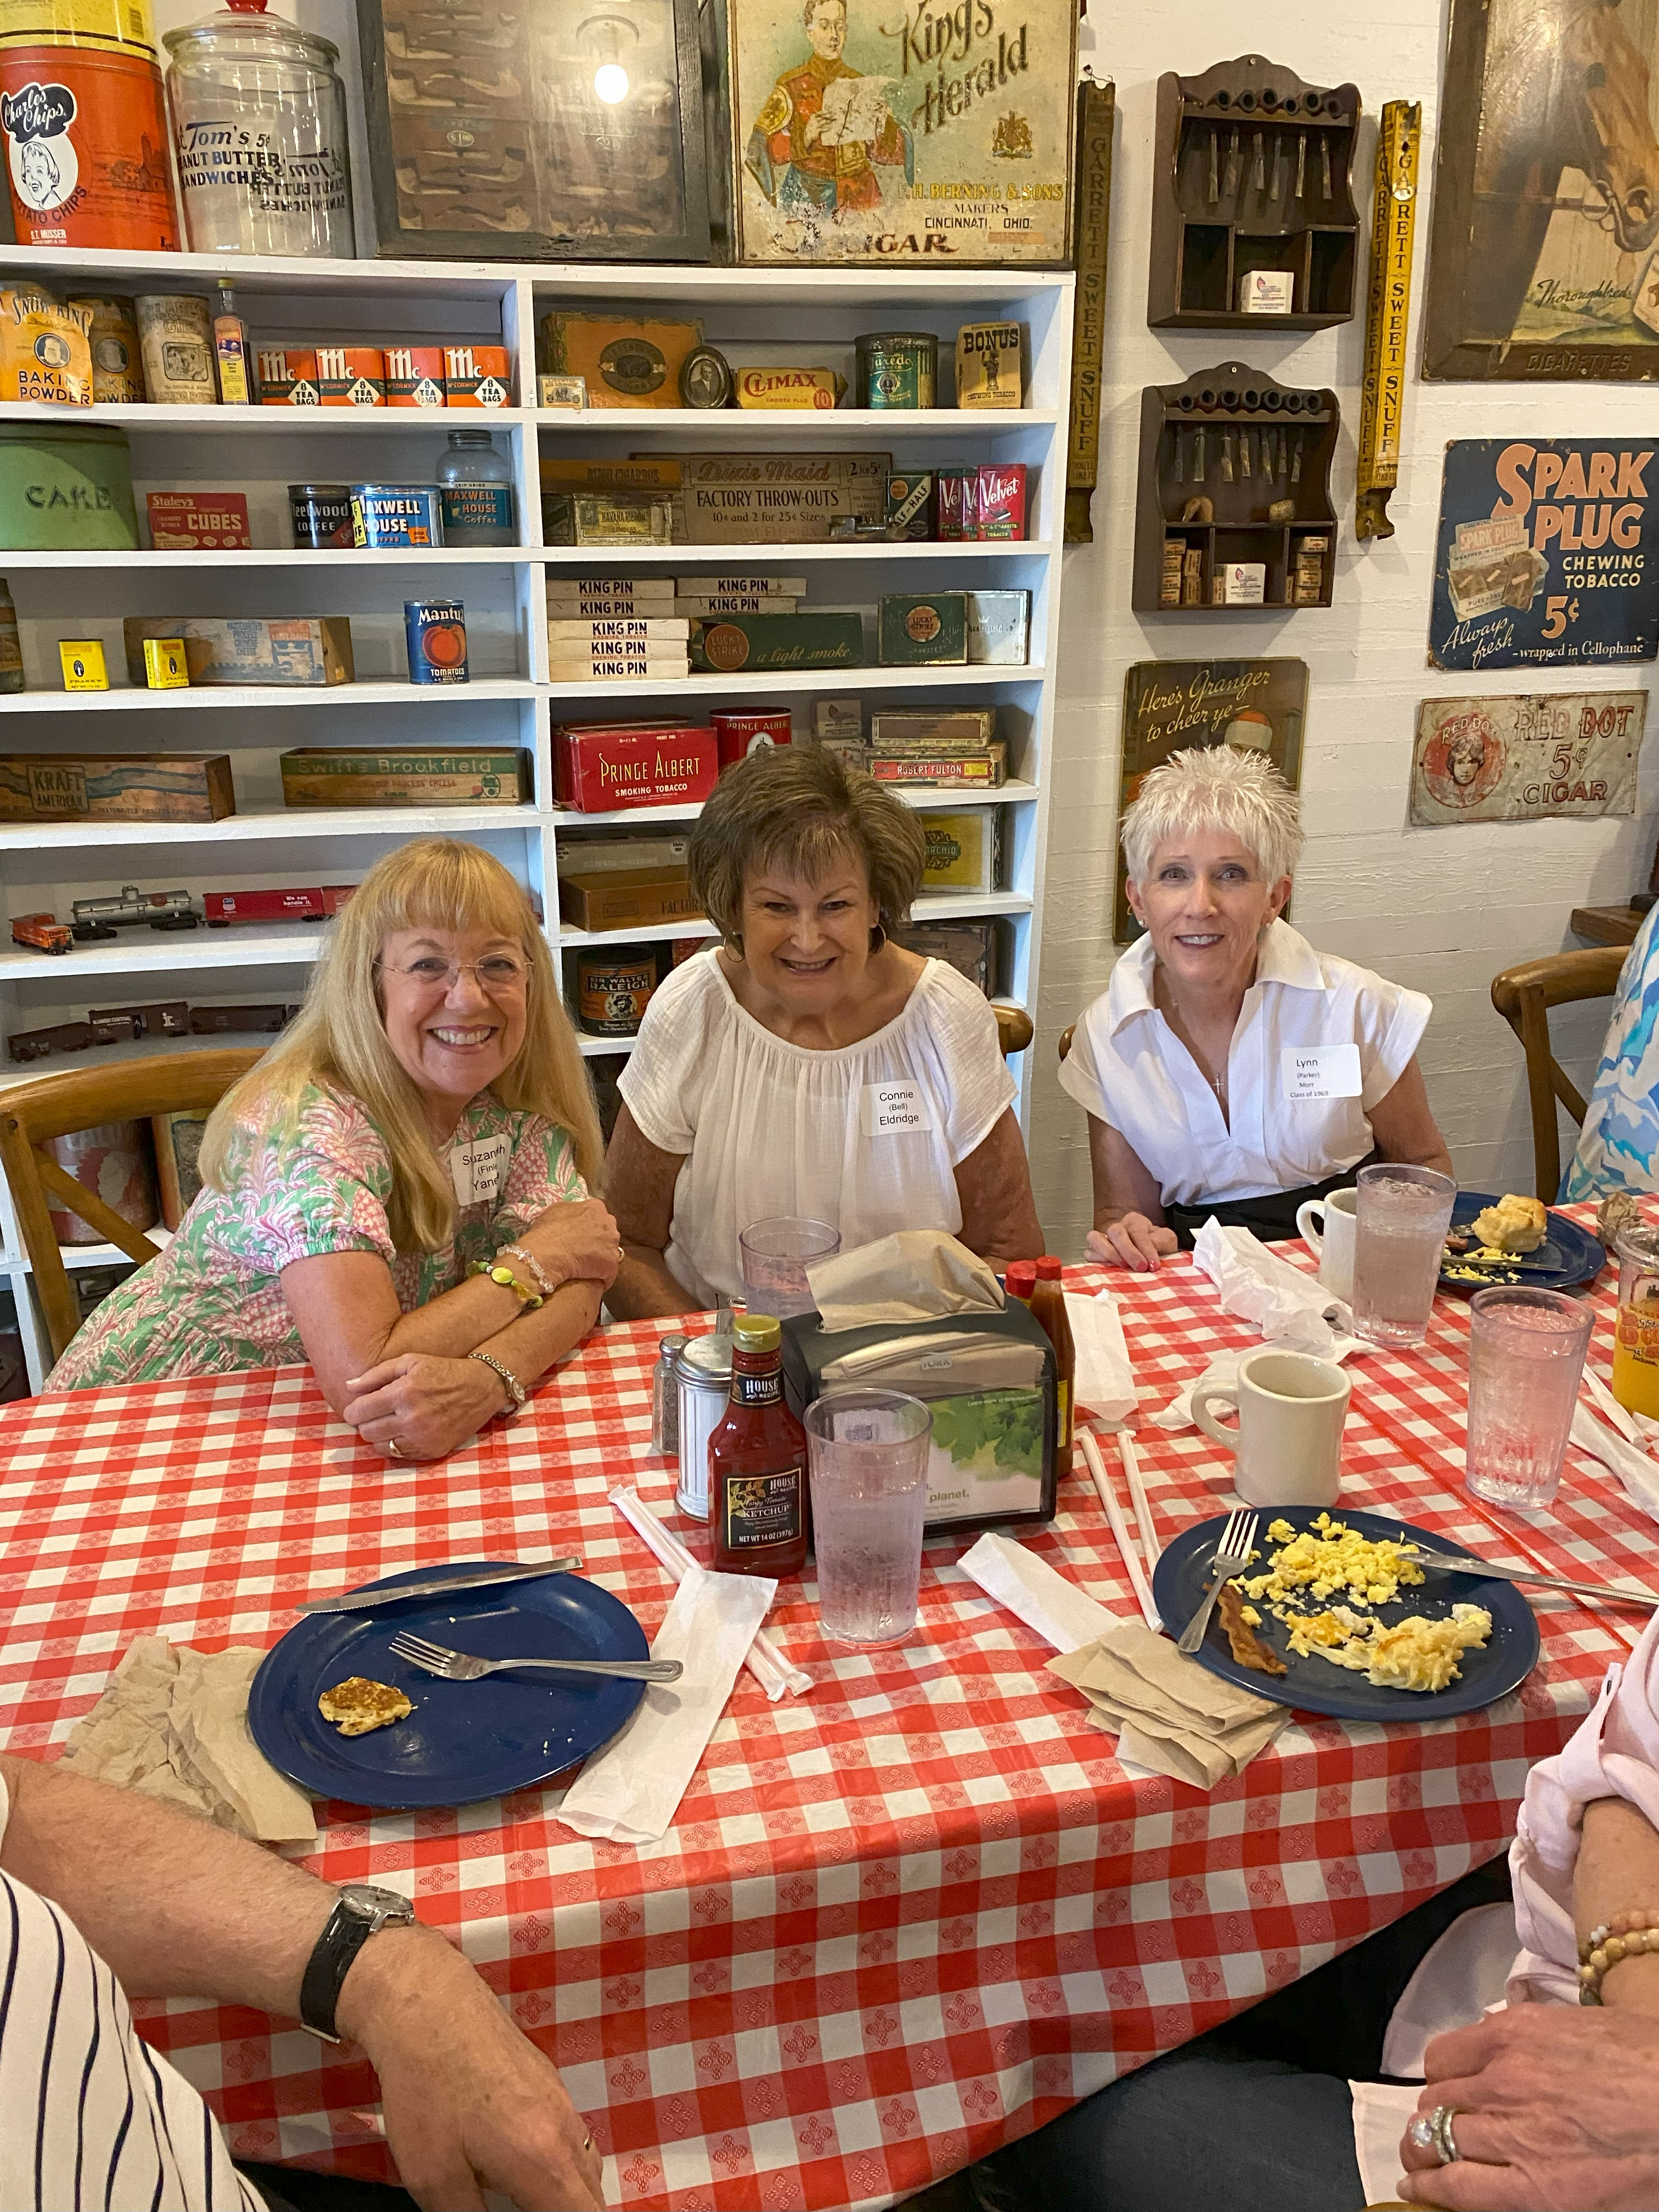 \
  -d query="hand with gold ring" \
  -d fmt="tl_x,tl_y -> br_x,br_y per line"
343,1351 -> 510,1464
